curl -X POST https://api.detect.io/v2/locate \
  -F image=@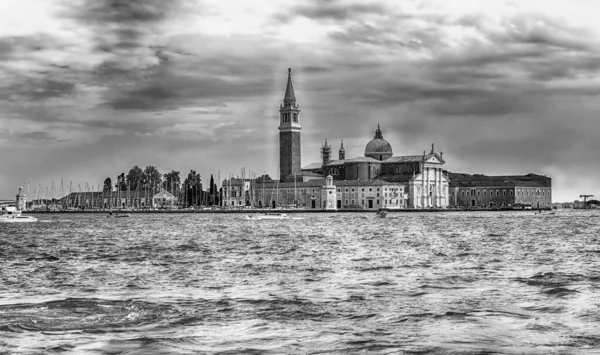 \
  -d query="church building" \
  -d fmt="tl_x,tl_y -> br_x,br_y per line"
223,68 -> 451,210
